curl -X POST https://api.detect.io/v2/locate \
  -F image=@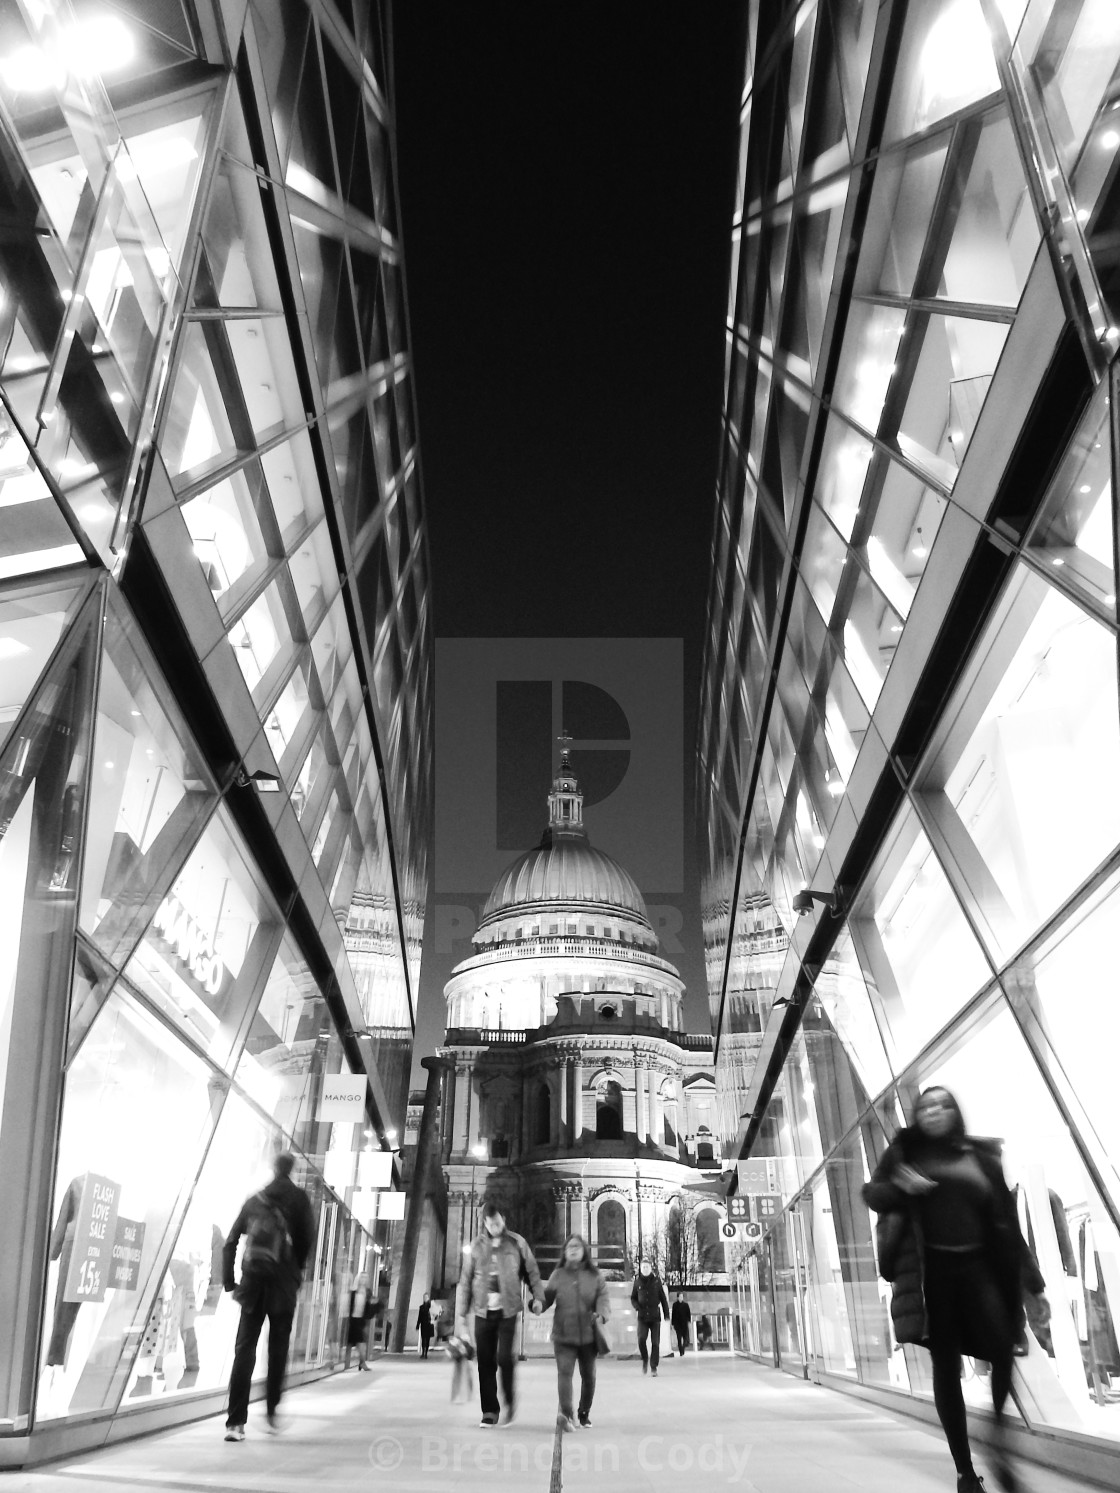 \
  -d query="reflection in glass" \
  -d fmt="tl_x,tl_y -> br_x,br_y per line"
923,569 -> 1120,962
849,808 -> 991,1070
181,466 -> 272,619
1027,380 -> 1115,613
881,0 -> 1000,147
